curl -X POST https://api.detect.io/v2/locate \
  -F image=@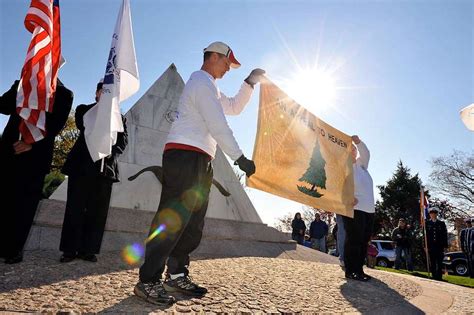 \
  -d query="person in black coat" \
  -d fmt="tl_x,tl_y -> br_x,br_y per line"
460,219 -> 473,278
59,81 -> 128,263
291,212 -> 306,245
425,207 -> 448,280
0,80 -> 73,264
